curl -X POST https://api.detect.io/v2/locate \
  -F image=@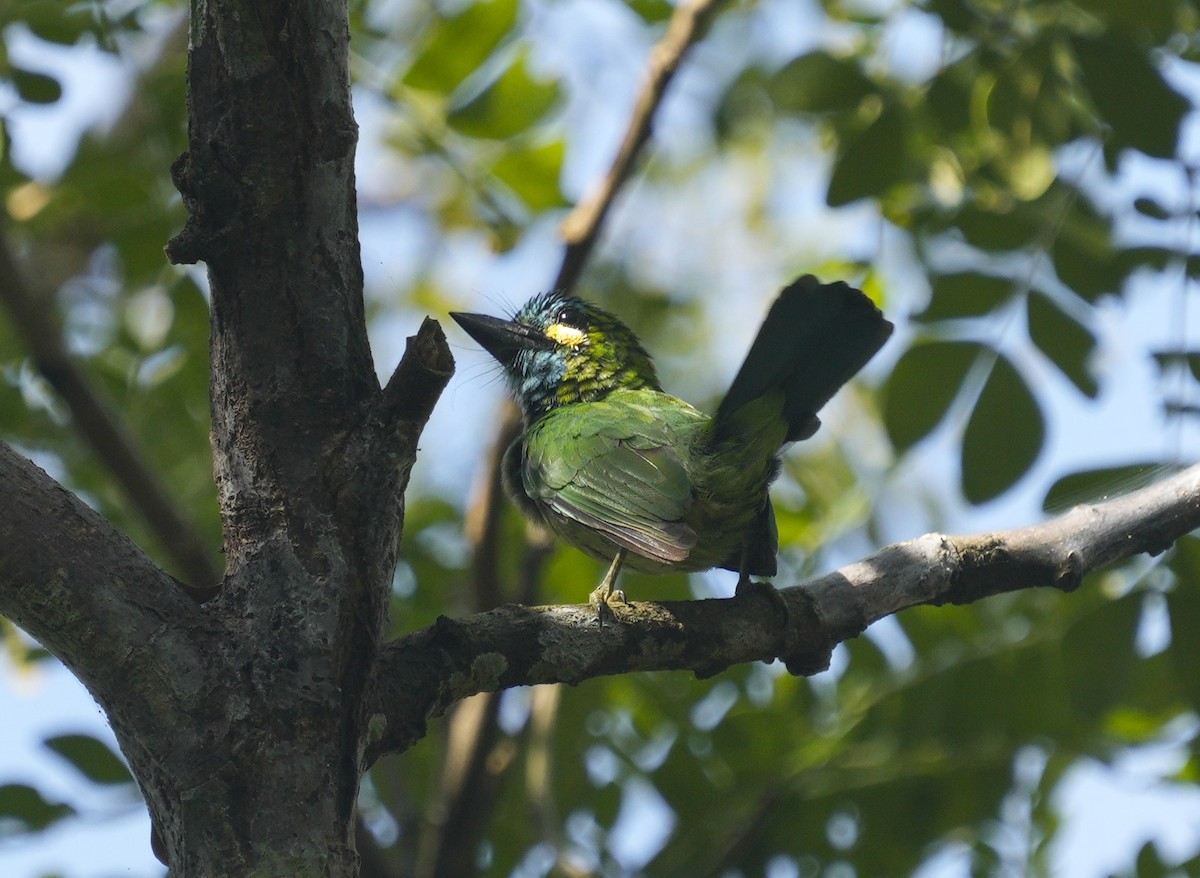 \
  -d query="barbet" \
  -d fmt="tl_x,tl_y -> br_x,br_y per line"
450,275 -> 893,618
